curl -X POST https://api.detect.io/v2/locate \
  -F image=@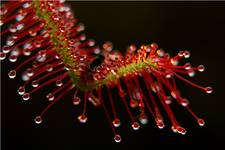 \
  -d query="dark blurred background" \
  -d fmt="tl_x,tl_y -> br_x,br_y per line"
2,1 -> 225,150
